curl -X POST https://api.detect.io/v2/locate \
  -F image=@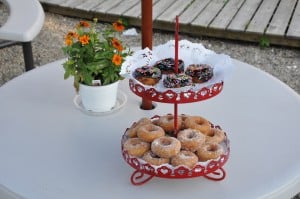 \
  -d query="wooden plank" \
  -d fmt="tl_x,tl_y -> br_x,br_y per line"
188,24 -> 300,47
152,0 -> 174,19
247,0 -> 280,34
92,0 -> 123,13
74,0 -> 106,11
179,0 -> 210,25
123,0 -> 159,18
40,2 -> 96,19
210,0 -> 245,29
123,1 -> 141,18
123,1 -> 142,18
156,0 -> 192,22
191,0 -> 227,27
287,0 -> 300,38
61,0 -> 82,8
266,0 -> 297,36
227,0 -> 262,31
40,0 -> 67,4
123,0 -> 160,18
107,0 -> 139,15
